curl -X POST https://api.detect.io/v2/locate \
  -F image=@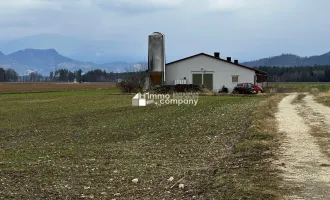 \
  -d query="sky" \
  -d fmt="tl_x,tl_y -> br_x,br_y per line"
0,0 -> 329,62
